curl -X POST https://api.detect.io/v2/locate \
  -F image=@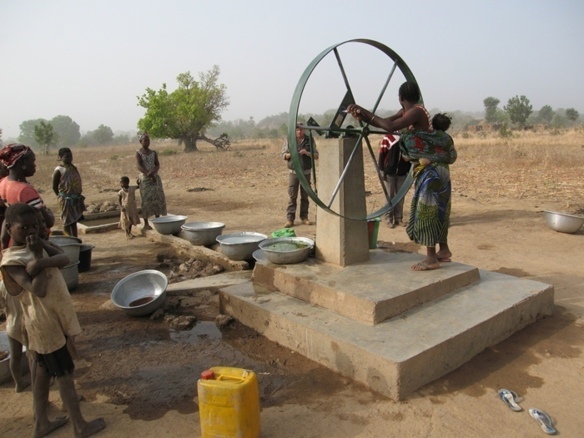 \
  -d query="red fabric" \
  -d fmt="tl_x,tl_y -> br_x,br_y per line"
0,144 -> 30,168
0,178 -> 45,209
